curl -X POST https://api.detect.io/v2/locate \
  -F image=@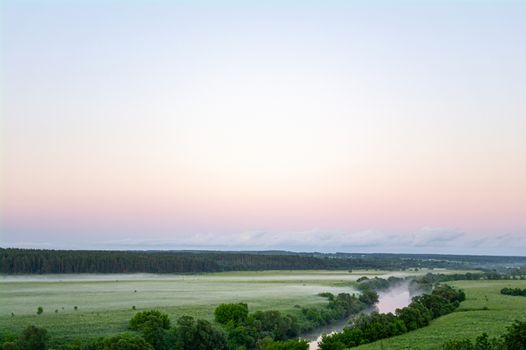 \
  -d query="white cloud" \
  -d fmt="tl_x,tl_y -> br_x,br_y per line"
2,228 -> 525,256
410,227 -> 465,247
